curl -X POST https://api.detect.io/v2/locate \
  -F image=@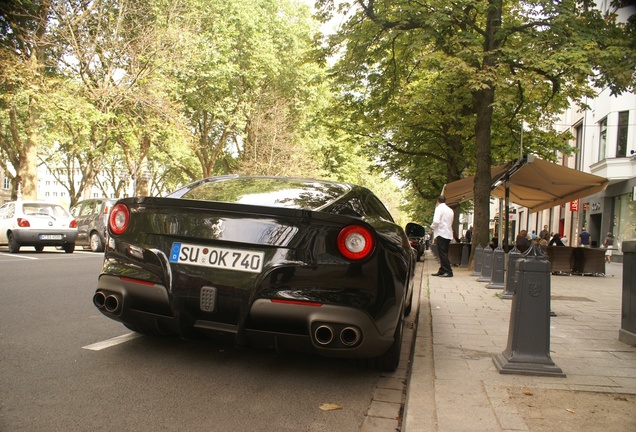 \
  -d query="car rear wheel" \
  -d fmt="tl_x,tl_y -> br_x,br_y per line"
7,232 -> 20,253
375,317 -> 404,371
63,243 -> 75,253
89,232 -> 104,252
358,317 -> 404,372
